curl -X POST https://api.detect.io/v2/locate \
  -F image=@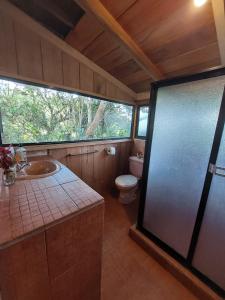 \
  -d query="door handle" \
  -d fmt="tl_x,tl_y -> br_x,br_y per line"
209,163 -> 225,177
